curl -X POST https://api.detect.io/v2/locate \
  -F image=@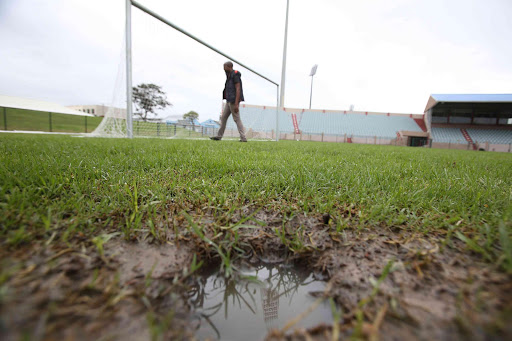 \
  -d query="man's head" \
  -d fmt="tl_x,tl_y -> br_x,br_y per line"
223,61 -> 233,73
